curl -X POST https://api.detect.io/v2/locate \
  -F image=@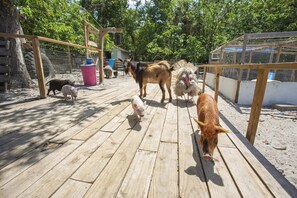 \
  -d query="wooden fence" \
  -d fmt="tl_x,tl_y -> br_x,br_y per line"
0,32 -> 101,98
199,62 -> 297,145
